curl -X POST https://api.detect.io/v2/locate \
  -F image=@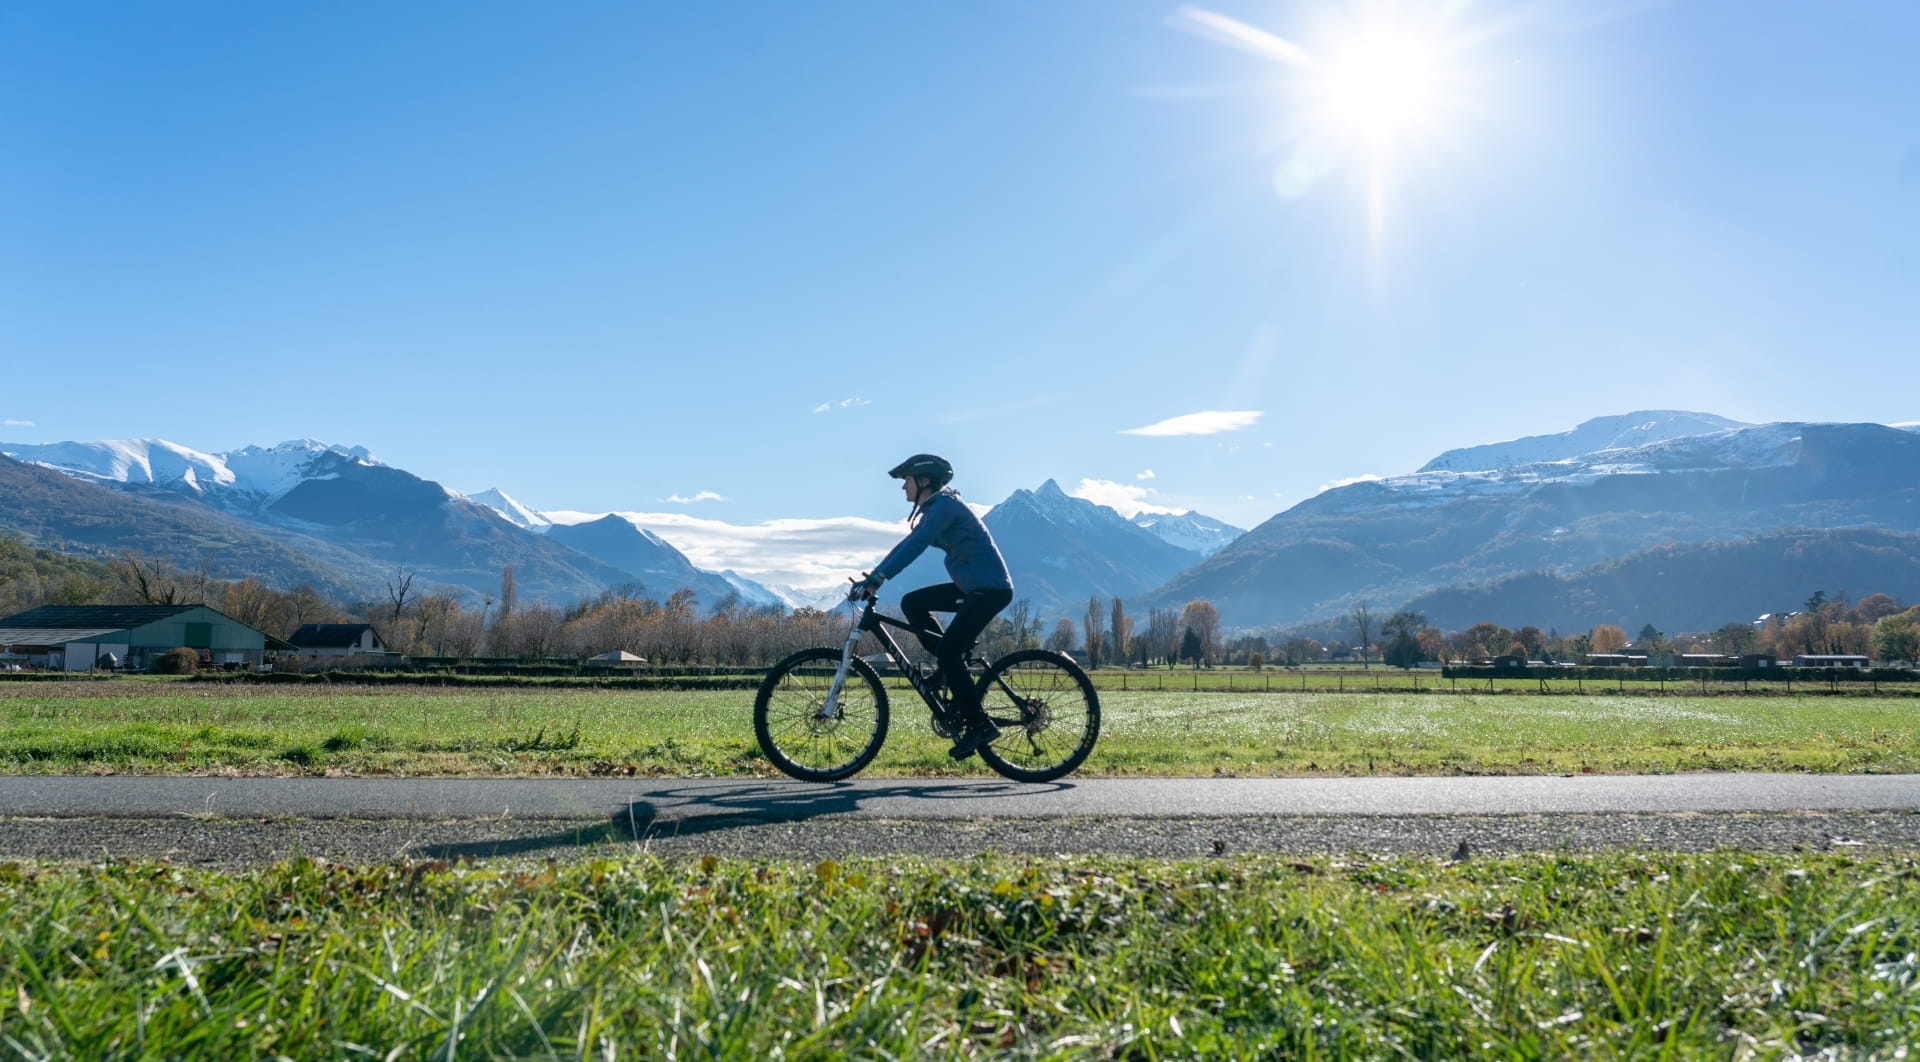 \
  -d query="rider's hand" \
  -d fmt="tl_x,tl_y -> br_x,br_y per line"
847,572 -> 883,602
